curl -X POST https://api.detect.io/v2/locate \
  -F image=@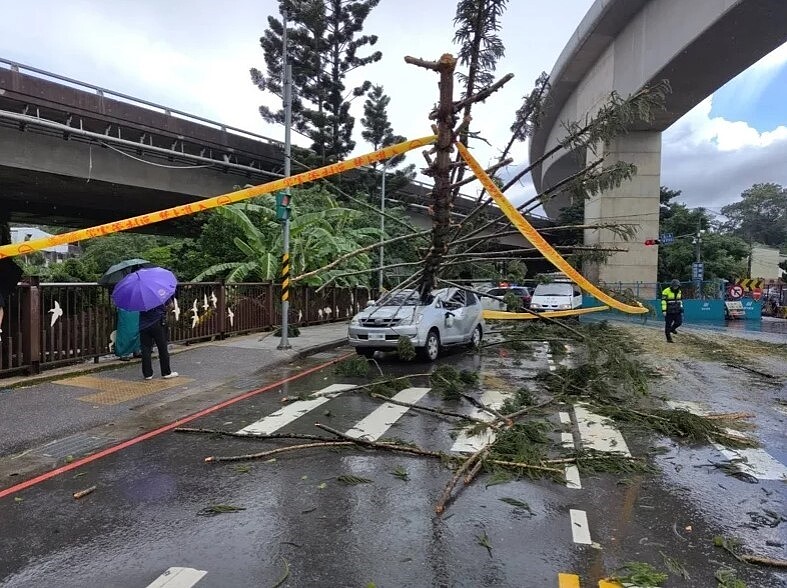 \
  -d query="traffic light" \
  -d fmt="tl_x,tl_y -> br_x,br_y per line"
275,191 -> 291,221
644,239 -> 661,246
